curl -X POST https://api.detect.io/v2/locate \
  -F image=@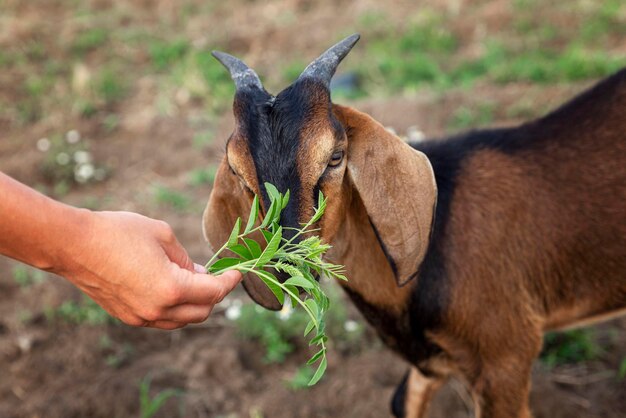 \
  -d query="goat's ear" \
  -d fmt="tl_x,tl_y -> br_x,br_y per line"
334,105 -> 437,286
203,158 -> 282,310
